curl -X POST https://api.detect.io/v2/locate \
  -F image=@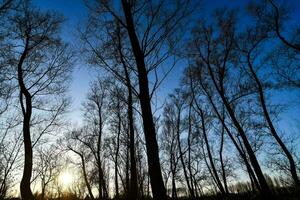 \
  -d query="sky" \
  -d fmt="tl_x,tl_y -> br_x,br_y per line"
31,0 -> 300,131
